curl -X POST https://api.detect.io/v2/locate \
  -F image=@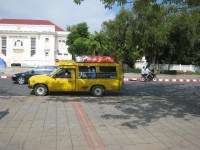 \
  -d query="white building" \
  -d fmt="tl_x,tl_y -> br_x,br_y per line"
0,19 -> 72,67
